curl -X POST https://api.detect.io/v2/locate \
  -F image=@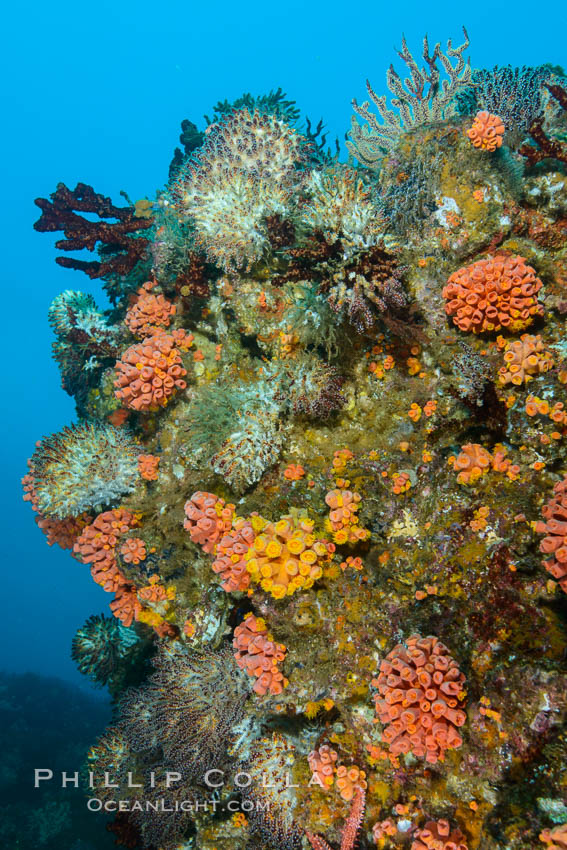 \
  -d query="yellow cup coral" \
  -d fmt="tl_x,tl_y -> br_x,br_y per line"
245,514 -> 332,599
